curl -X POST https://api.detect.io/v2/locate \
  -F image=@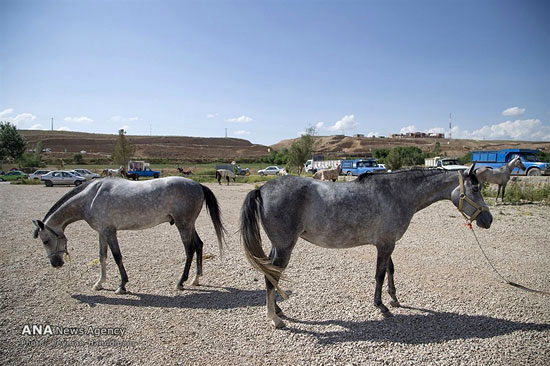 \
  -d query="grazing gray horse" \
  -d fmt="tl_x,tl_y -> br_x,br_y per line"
241,165 -> 492,328
475,156 -> 525,202
216,169 -> 236,185
32,177 -> 225,294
